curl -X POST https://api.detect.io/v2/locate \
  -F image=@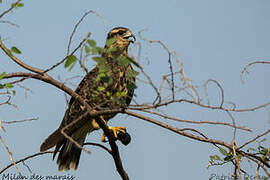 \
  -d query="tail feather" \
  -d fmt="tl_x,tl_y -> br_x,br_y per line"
40,128 -> 64,152
57,134 -> 86,171
40,120 -> 96,171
